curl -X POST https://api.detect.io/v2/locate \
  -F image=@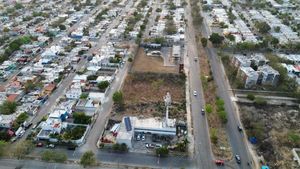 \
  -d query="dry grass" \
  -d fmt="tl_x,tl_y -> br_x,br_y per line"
111,72 -> 186,121
131,48 -> 178,74
123,73 -> 185,104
